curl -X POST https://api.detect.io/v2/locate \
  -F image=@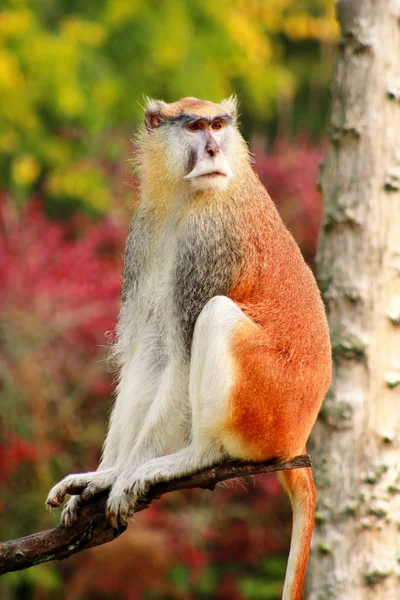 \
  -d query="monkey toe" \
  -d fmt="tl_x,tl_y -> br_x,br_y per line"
106,476 -> 145,528
81,471 -> 116,501
106,491 -> 131,529
80,483 -> 99,501
61,495 -> 81,526
46,472 -> 100,508
46,490 -> 63,509
46,480 -> 71,508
